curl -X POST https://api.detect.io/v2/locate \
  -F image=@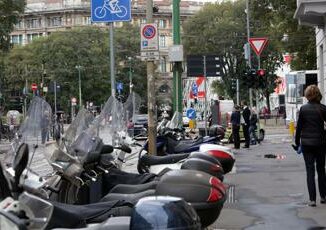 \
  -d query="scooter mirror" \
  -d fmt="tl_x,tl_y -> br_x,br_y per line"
120,144 -> 132,153
13,143 -> 29,184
